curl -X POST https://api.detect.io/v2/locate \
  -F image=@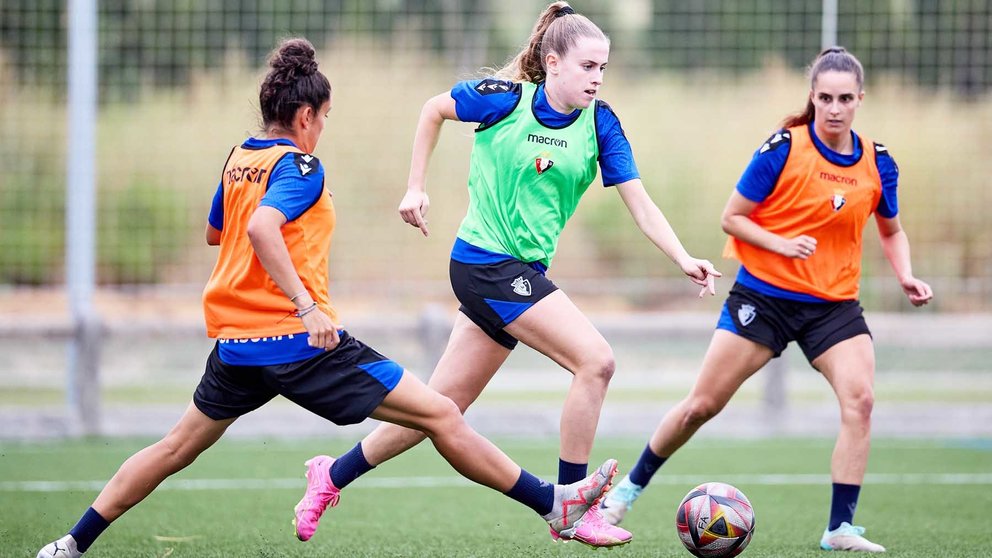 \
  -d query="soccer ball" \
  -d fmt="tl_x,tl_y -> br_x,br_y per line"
675,482 -> 755,558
